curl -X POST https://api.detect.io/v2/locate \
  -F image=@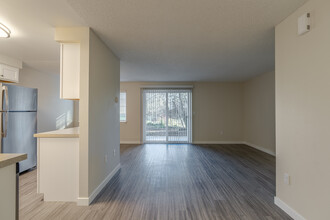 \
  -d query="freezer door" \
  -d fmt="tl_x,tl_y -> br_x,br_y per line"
2,112 -> 37,172
4,84 -> 37,112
